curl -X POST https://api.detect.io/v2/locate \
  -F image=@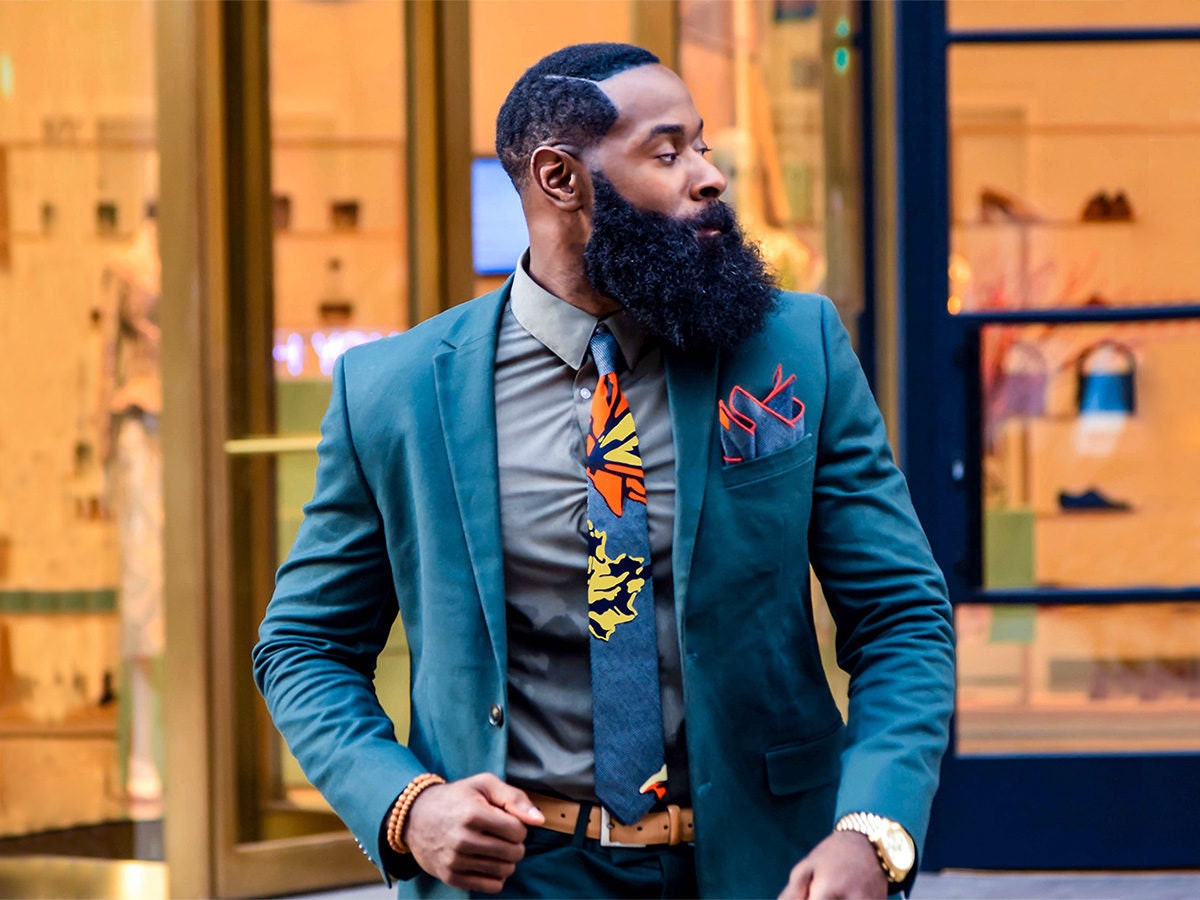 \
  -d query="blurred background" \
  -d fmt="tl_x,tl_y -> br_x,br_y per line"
0,0 -> 1197,896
